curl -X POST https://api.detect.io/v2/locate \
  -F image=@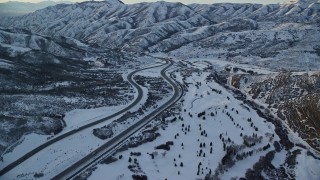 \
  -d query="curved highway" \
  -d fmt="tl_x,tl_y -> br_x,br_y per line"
0,61 -> 168,176
51,59 -> 183,179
